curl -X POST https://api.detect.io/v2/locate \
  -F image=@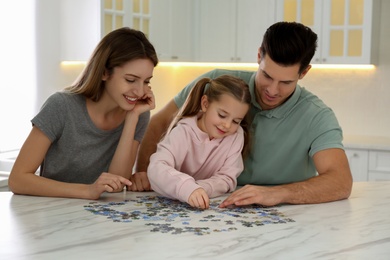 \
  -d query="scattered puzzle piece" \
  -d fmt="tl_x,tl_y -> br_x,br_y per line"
84,196 -> 294,235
